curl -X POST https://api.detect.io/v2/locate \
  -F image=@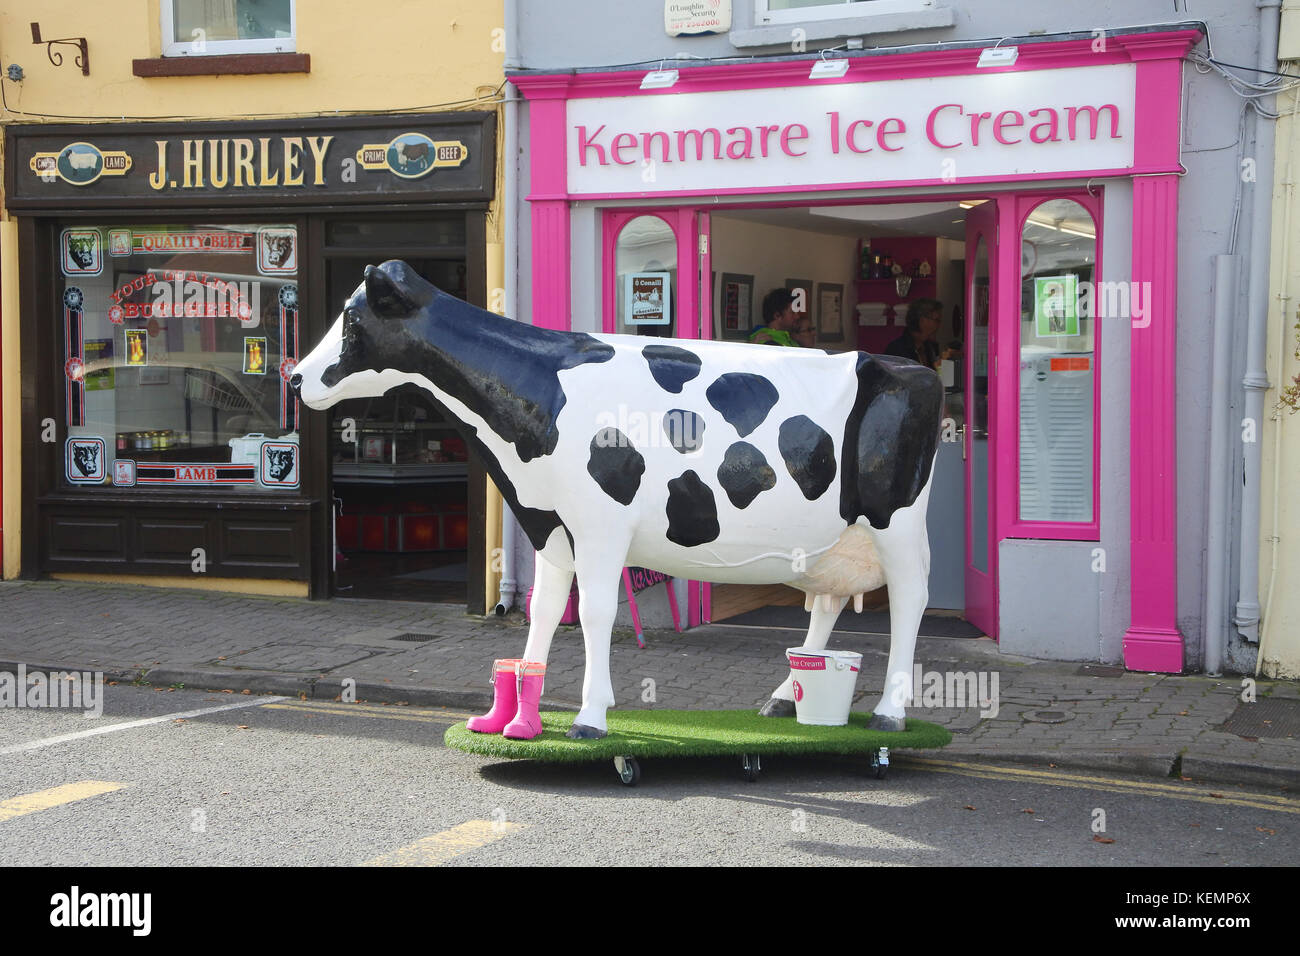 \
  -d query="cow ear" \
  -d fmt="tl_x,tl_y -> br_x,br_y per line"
364,264 -> 419,318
